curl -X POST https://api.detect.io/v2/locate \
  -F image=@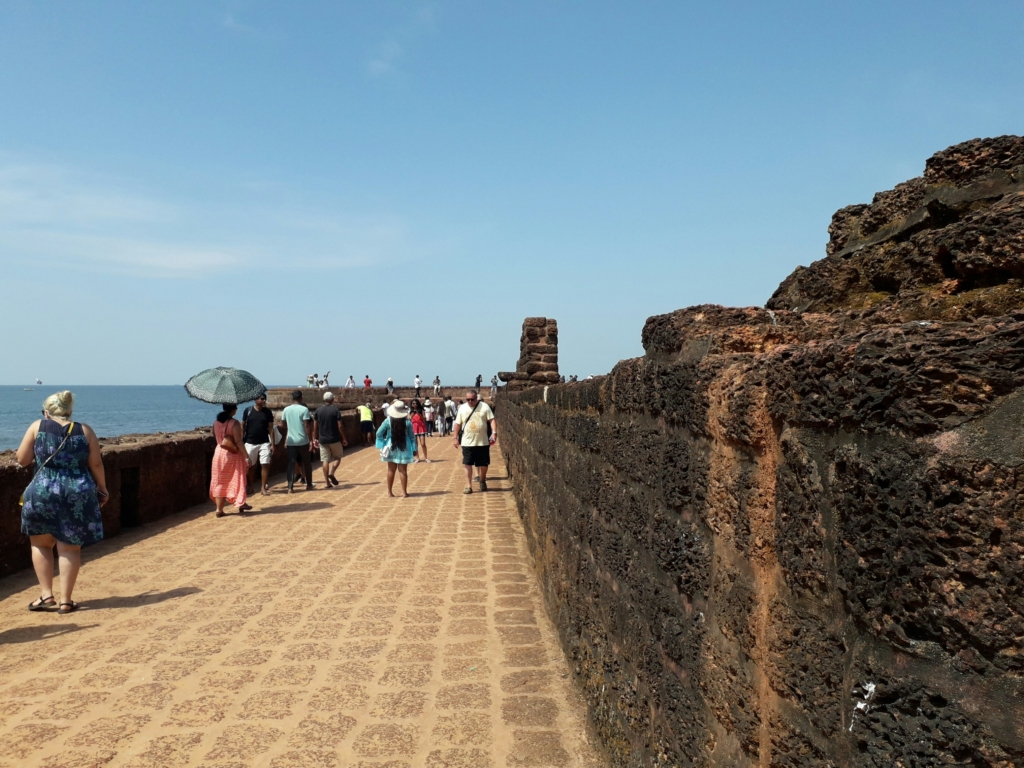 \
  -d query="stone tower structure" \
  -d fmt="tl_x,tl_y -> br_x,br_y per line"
498,317 -> 558,391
